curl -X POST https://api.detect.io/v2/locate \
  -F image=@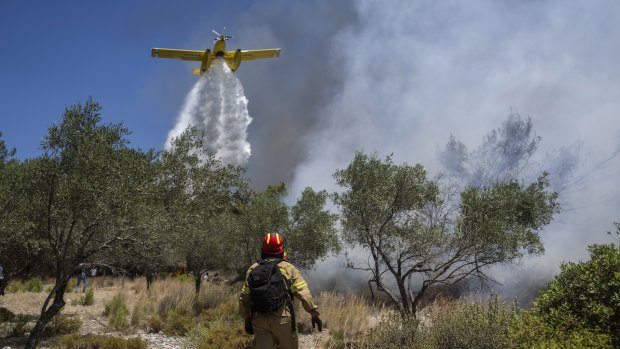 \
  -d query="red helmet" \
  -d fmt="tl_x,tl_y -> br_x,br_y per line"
262,232 -> 284,256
